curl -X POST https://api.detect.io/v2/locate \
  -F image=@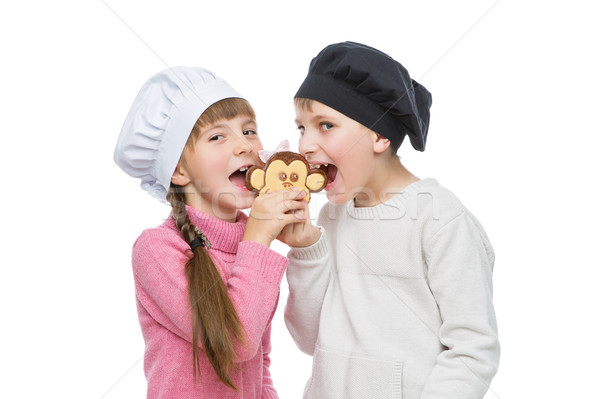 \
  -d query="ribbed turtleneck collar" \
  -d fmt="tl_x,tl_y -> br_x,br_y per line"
169,206 -> 248,254
345,178 -> 439,219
